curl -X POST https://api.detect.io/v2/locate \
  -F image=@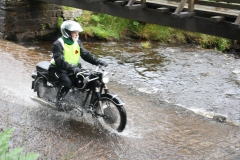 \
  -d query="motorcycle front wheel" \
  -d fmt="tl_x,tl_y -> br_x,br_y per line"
94,95 -> 127,132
